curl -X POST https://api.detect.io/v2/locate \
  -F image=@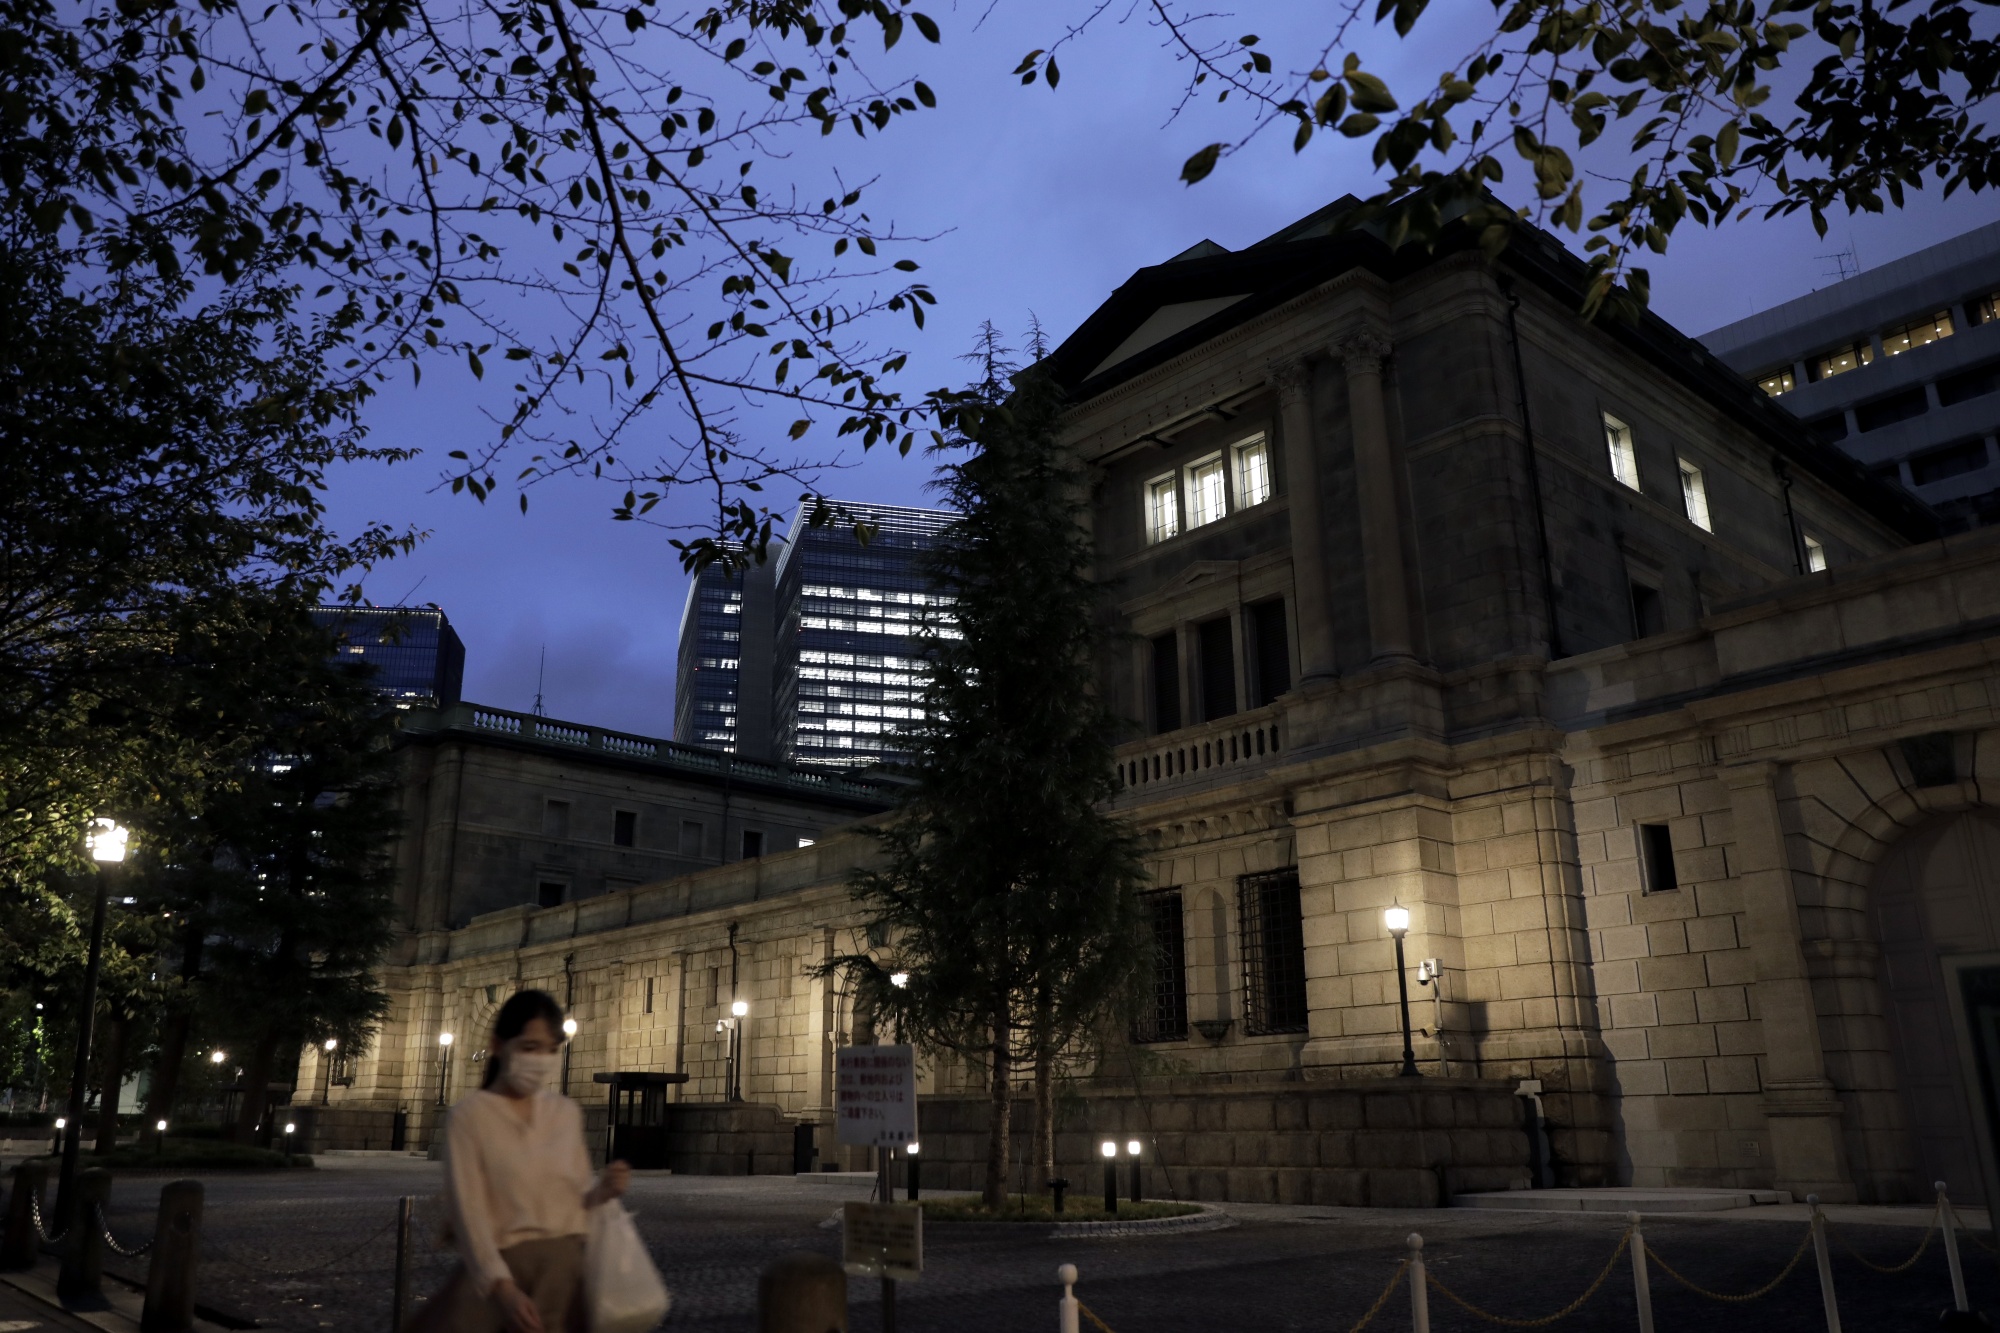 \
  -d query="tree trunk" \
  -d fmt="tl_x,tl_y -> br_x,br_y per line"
94,1014 -> 130,1154
144,915 -> 205,1133
981,1001 -> 1011,1210
1033,1046 -> 1055,1193
233,1025 -> 283,1144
